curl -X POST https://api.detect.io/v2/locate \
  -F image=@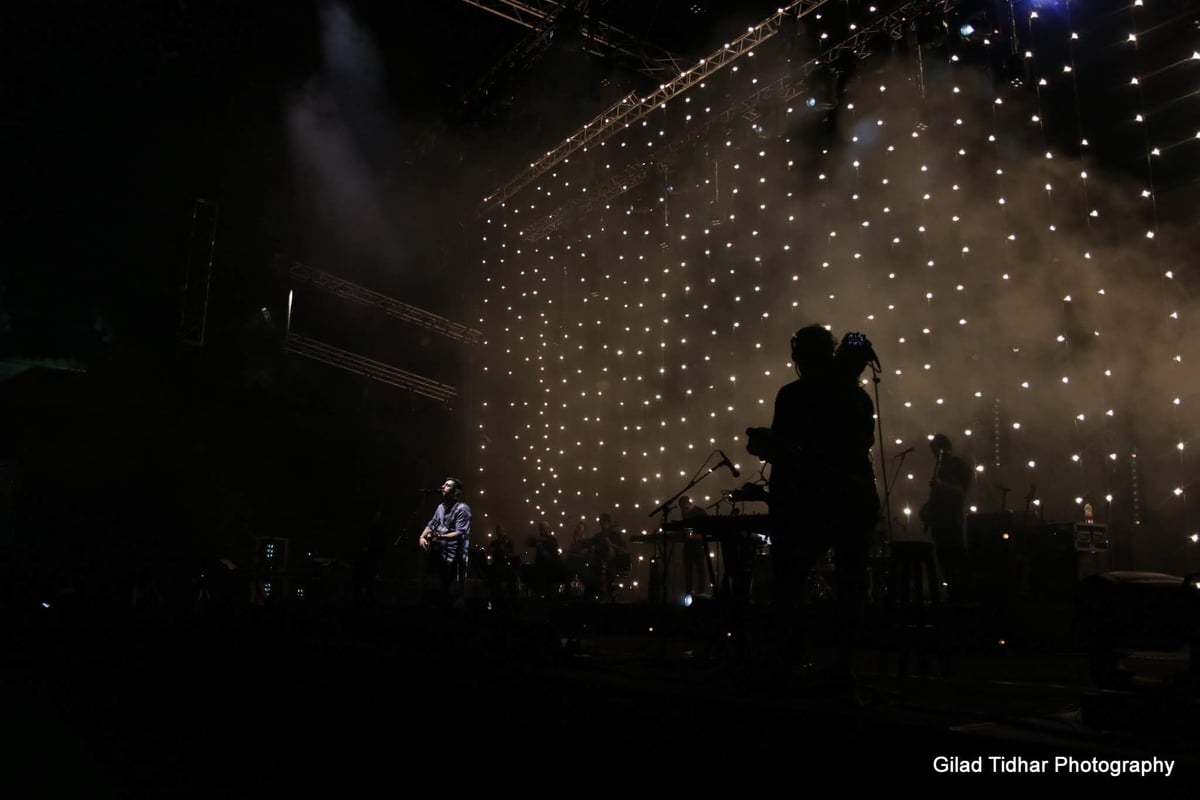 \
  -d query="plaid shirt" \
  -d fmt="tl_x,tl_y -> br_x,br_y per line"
427,501 -> 471,564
